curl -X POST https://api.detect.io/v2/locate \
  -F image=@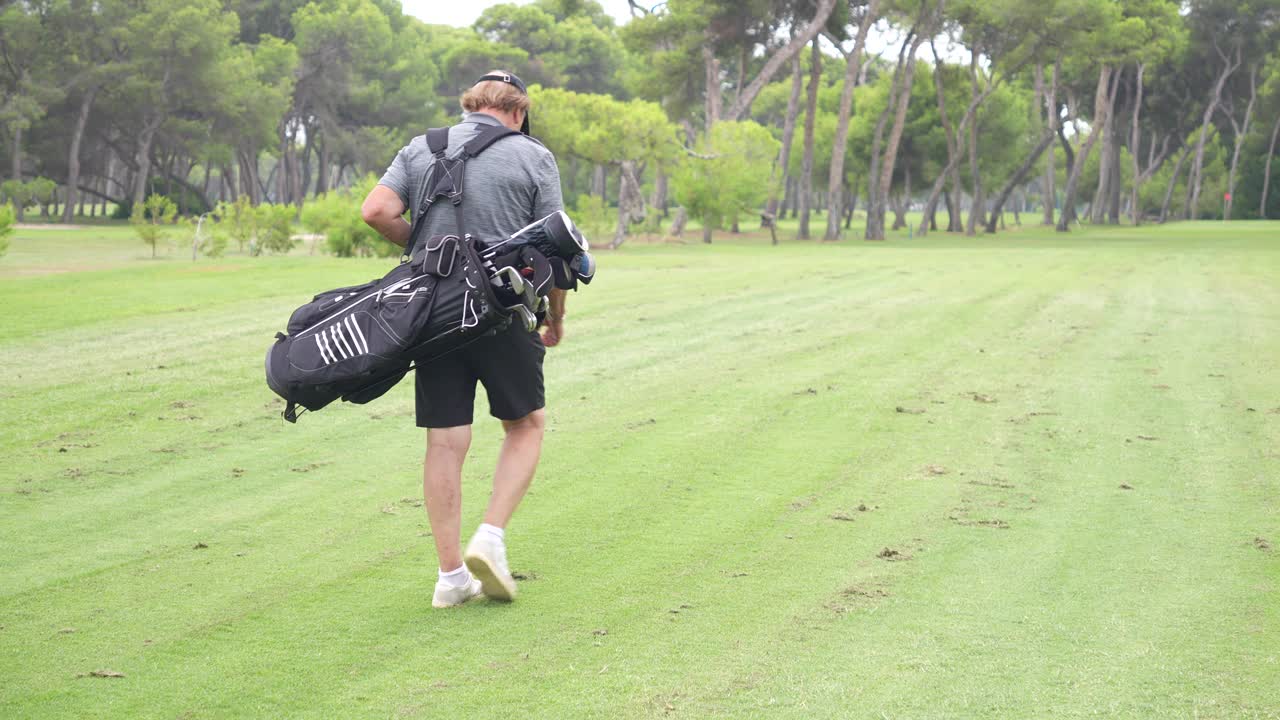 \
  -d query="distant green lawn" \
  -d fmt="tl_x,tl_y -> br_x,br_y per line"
1,221 -> 1277,718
